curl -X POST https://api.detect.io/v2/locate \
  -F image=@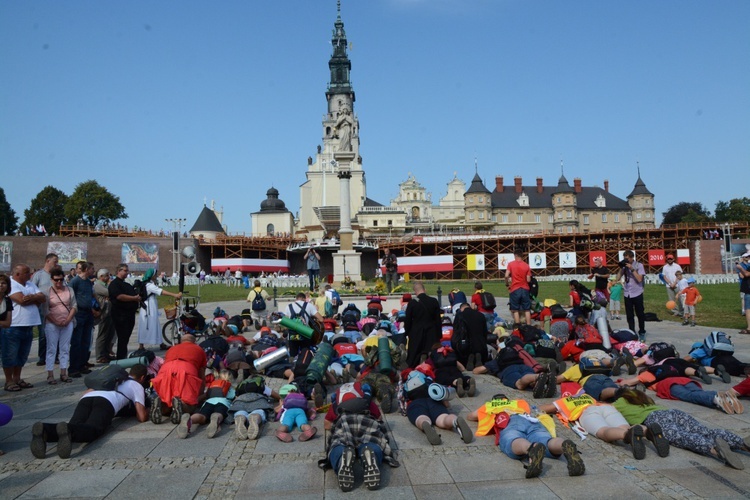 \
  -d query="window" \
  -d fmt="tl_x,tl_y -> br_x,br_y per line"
535,214 -> 541,223
266,223 -> 275,235
518,193 -> 529,207
567,226 -> 573,233
469,212 -> 475,220
556,196 -> 561,203
557,212 -> 562,220
566,211 -> 572,219
373,220 -> 378,227
548,215 -> 554,223
492,215 -> 497,222
628,214 -> 633,223
595,194 -> 606,208
636,213 -> 642,219
517,215 -> 523,223
479,212 -> 485,220
387,220 -> 393,226
602,214 -> 607,222
469,196 -> 473,203
502,215 -> 508,223
583,215 -> 590,225
479,196 -> 483,203
614,214 -> 619,223
646,211 -> 651,219
646,199 -> 651,206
